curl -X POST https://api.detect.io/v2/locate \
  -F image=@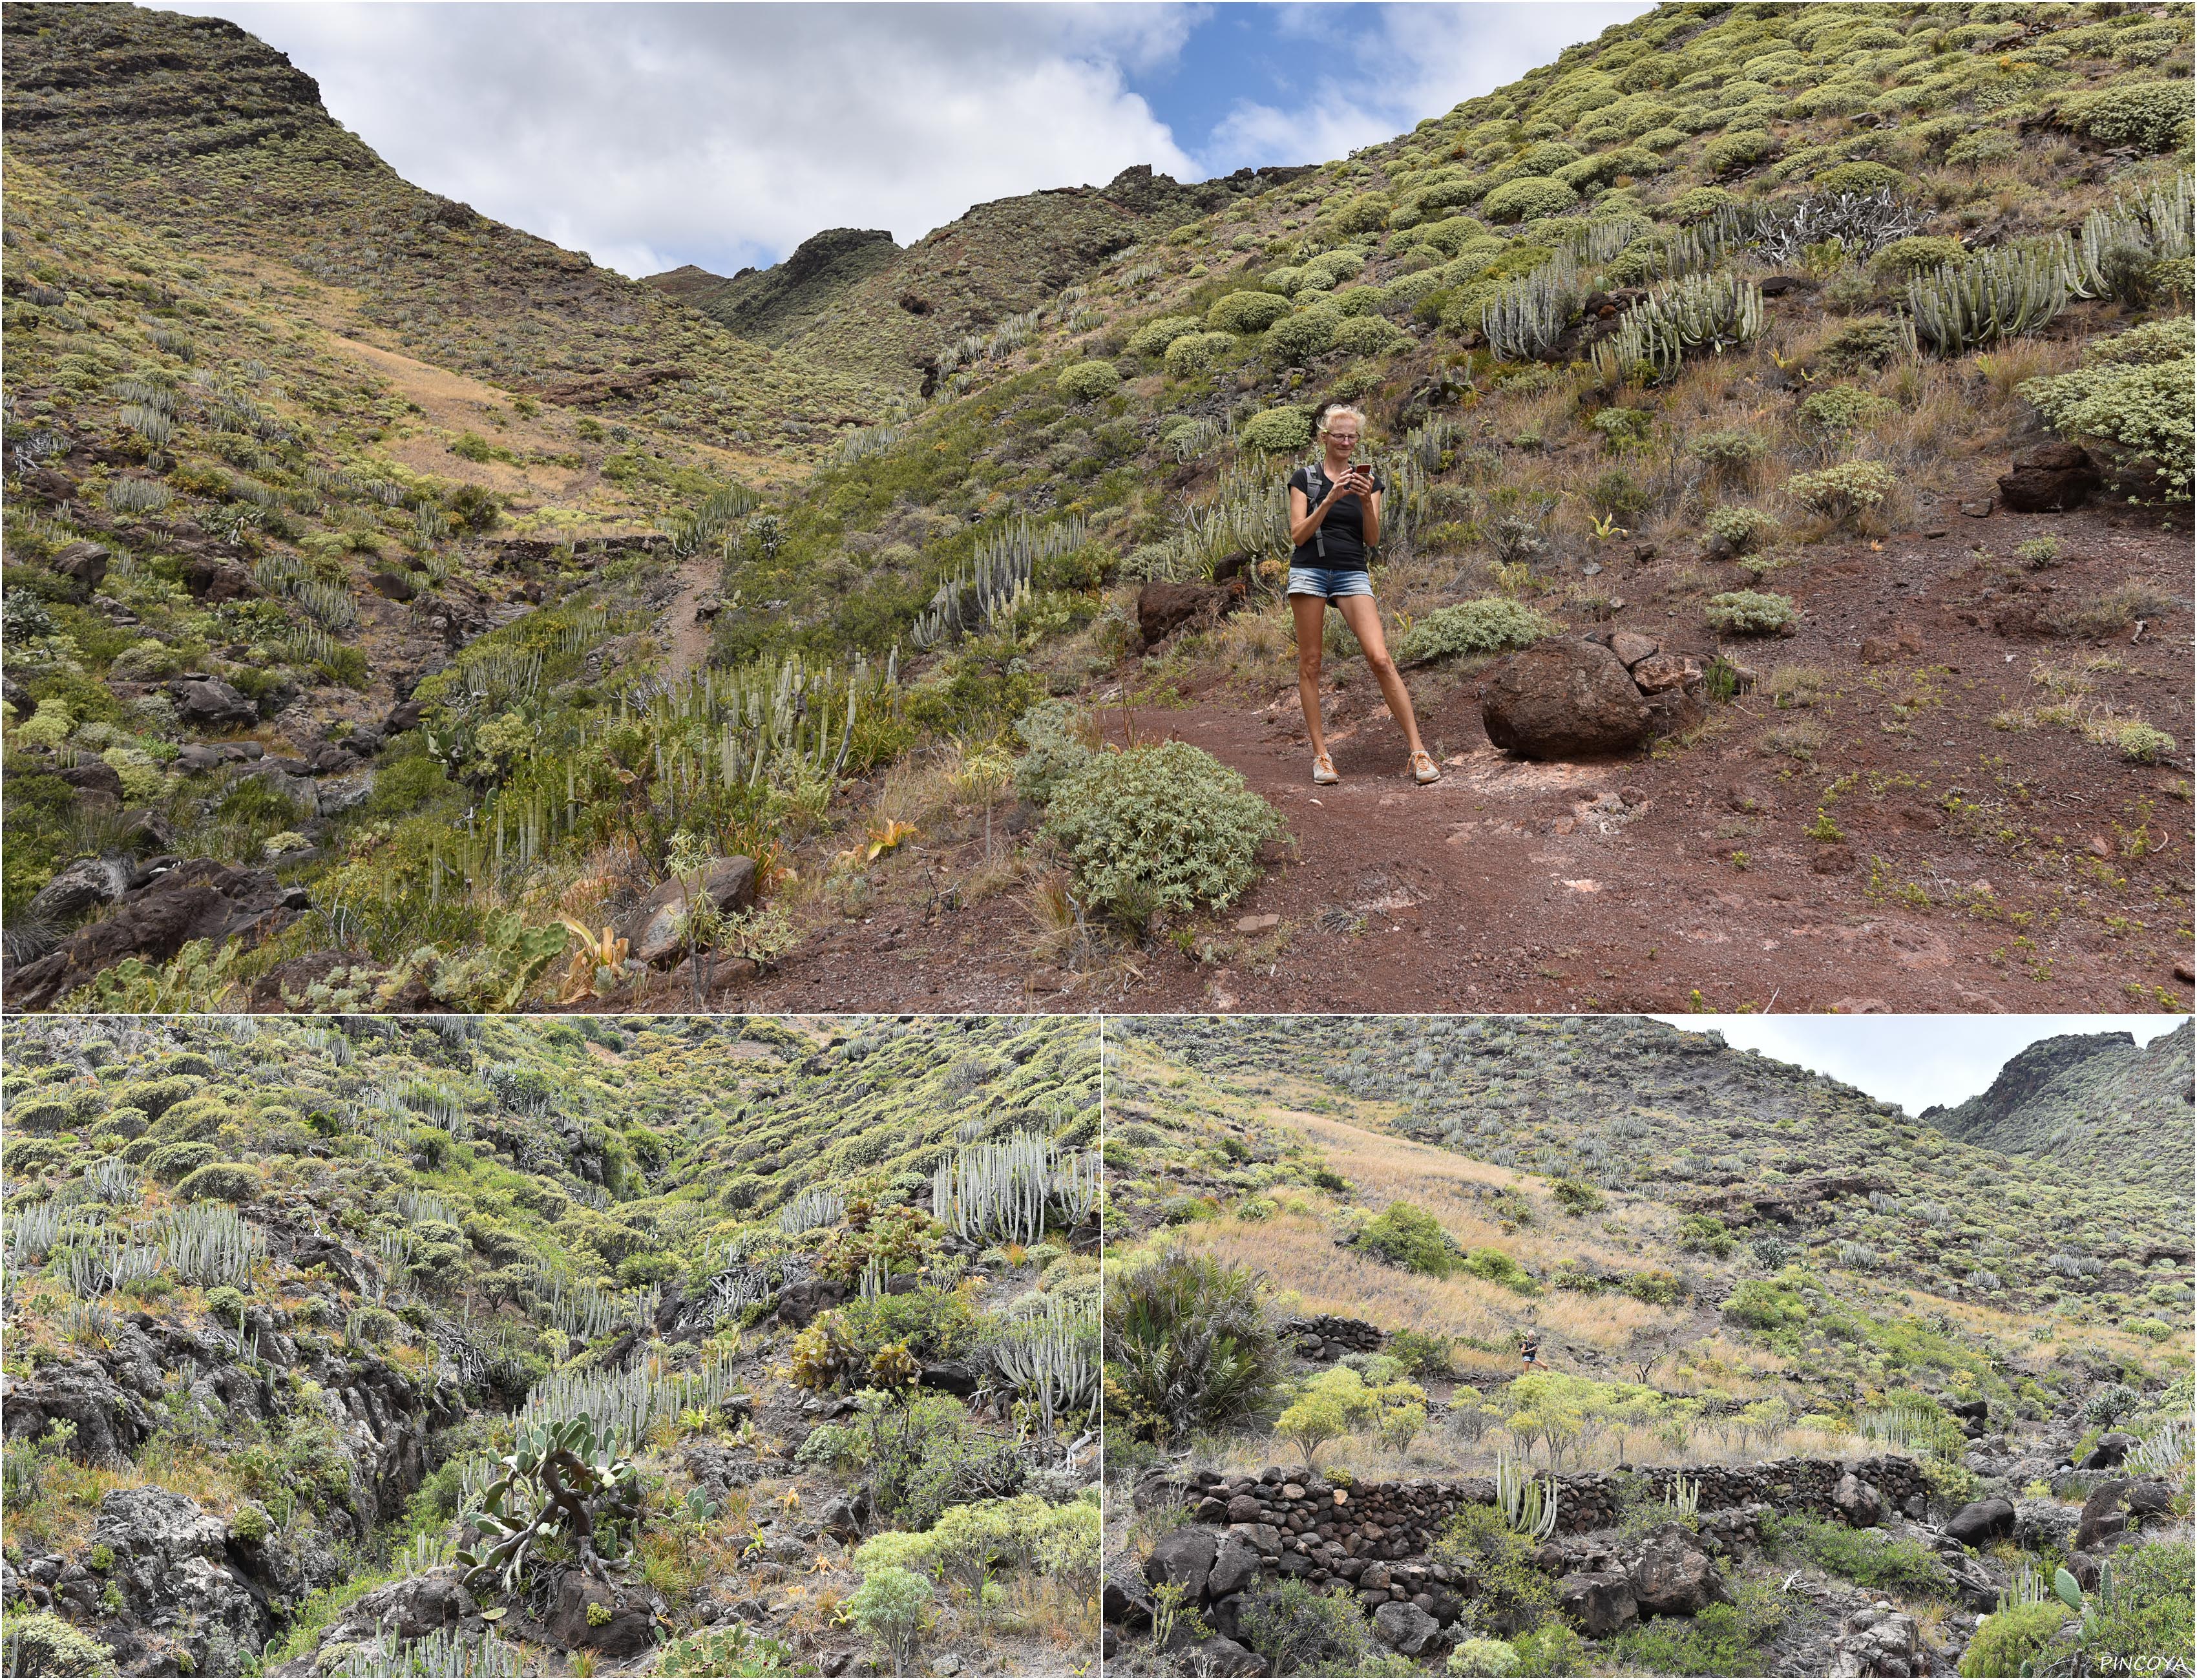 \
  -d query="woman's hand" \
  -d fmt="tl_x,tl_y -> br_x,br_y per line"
1334,466 -> 1372,497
